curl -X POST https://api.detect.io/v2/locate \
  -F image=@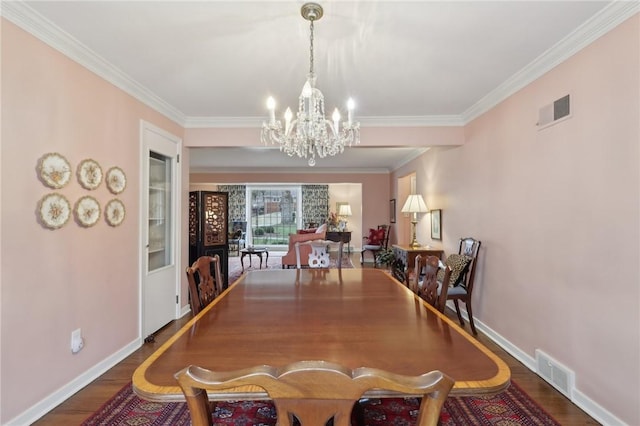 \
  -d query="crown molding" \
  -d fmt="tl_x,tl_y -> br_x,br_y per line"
461,1 -> 640,124
1,1 -> 186,126
391,148 -> 430,170
184,115 -> 465,128
358,116 -> 464,127
184,116 -> 264,128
